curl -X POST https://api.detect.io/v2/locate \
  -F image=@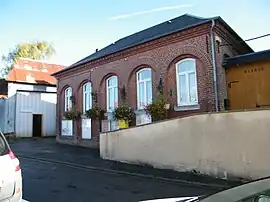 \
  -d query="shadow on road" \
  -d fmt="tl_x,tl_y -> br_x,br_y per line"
11,138 -> 242,188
